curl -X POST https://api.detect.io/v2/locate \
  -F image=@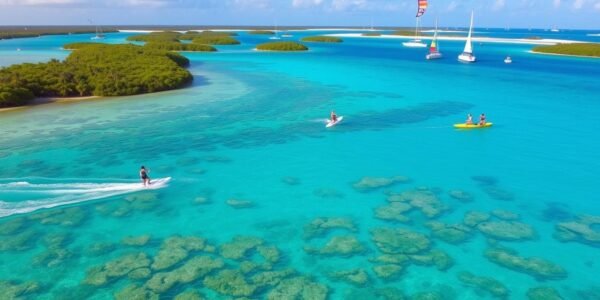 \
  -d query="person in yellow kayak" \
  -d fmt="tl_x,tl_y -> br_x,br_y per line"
479,113 -> 486,126
466,114 -> 473,125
